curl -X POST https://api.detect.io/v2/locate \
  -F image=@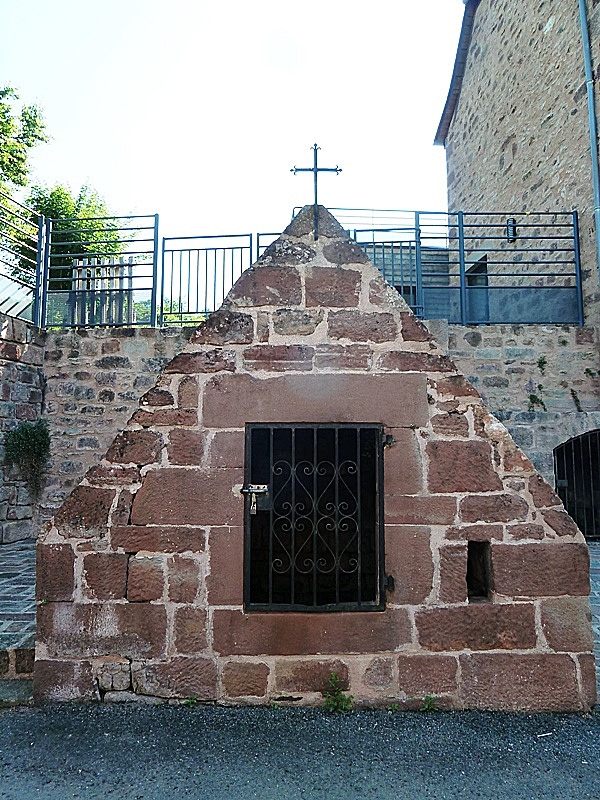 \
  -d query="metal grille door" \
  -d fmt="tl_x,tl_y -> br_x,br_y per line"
554,431 -> 600,540
244,425 -> 384,611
